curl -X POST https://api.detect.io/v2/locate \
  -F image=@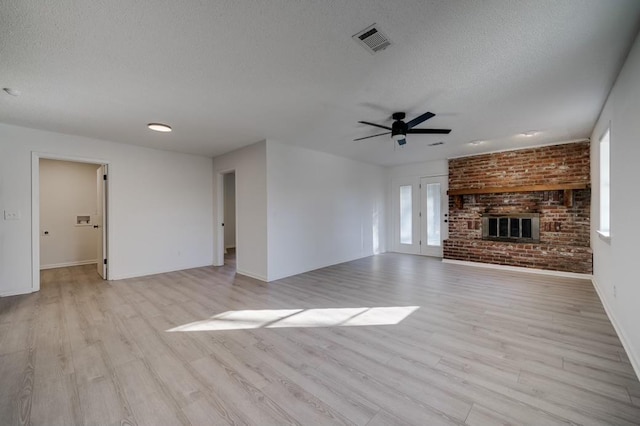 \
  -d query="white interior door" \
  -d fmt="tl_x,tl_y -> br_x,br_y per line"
96,165 -> 108,278
420,176 -> 448,257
